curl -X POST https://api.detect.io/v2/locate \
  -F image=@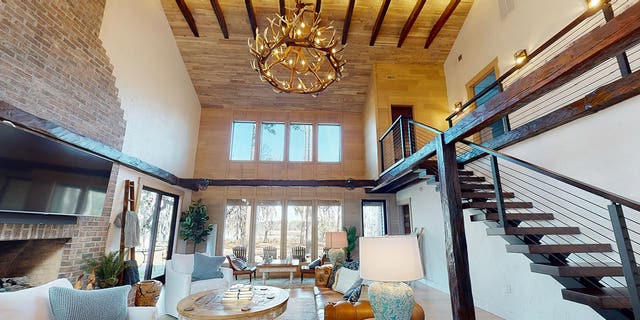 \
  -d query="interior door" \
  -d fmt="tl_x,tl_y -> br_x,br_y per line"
391,106 -> 416,160
137,187 -> 179,282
